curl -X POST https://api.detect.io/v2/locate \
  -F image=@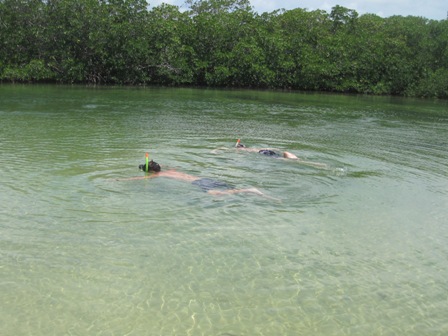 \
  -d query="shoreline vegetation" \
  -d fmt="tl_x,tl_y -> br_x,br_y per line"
1,0 -> 447,99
